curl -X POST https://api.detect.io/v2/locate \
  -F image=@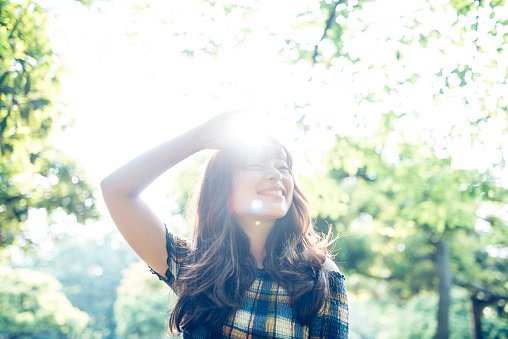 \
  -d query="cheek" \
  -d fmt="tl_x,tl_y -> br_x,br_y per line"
285,176 -> 295,196
227,183 -> 253,215
287,191 -> 294,209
